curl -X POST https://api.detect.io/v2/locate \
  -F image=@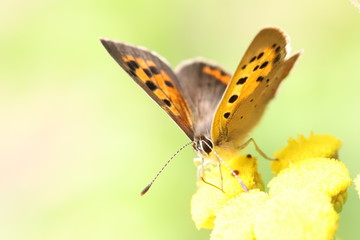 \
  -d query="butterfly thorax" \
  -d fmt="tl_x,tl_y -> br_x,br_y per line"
193,135 -> 214,158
